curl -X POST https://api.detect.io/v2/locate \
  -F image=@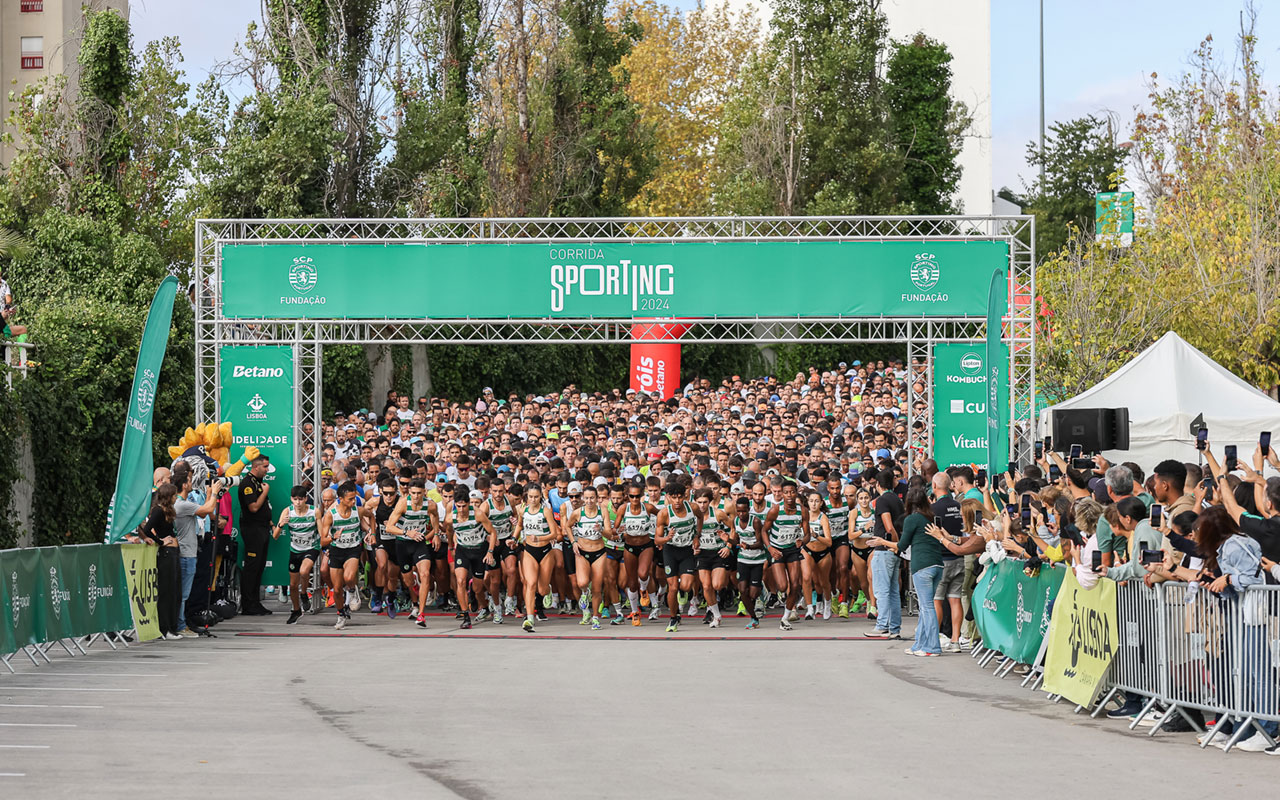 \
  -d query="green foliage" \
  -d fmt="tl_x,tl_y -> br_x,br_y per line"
322,344 -> 373,418
549,0 -> 655,216
885,34 -> 963,214
1013,115 -> 1129,261
0,382 -> 22,548
78,8 -> 134,109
